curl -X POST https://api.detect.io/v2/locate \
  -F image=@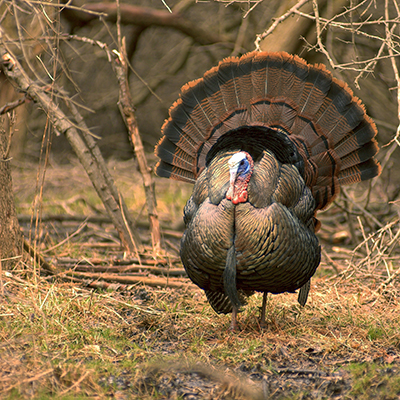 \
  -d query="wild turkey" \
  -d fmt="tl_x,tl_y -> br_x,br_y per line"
155,51 -> 381,330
